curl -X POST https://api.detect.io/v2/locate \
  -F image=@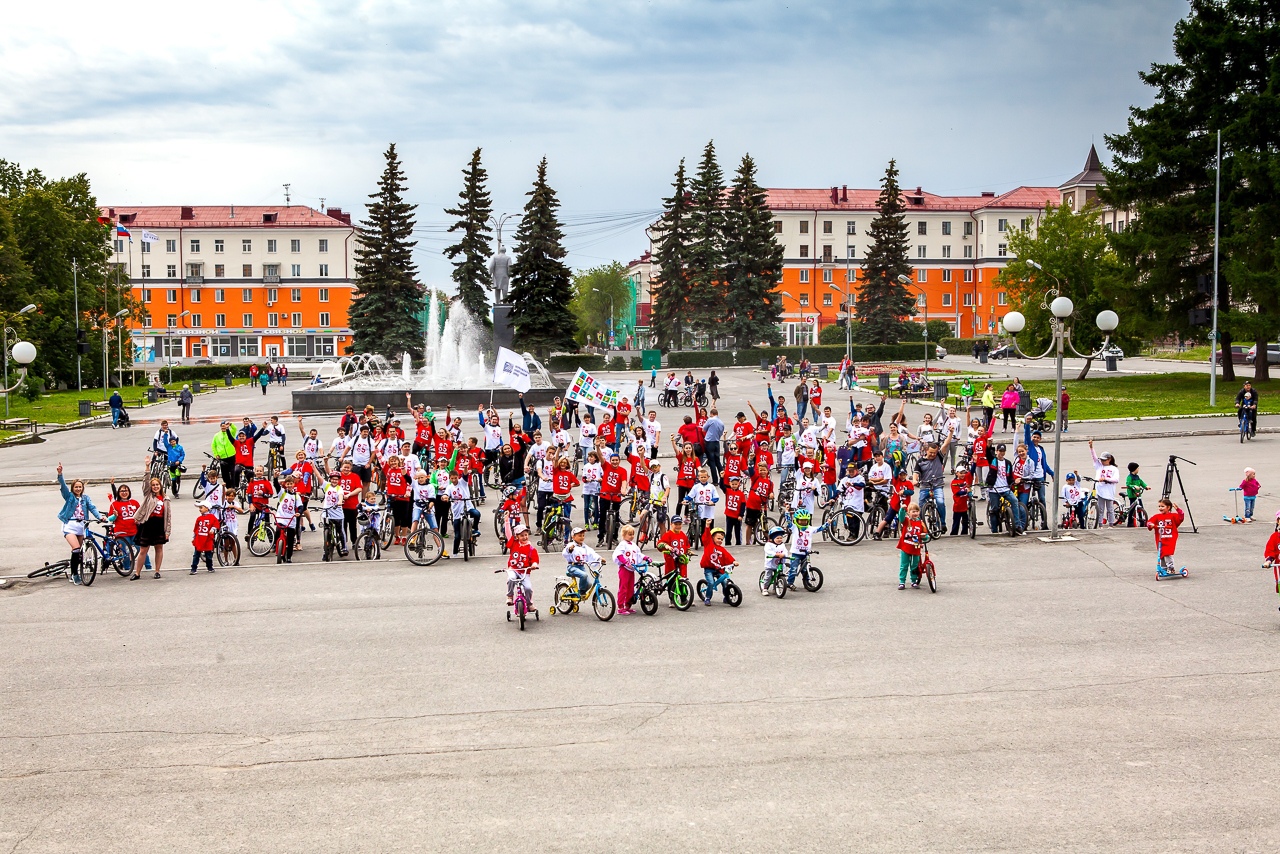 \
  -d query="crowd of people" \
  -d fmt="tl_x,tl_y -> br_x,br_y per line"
47,370 -> 1273,615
